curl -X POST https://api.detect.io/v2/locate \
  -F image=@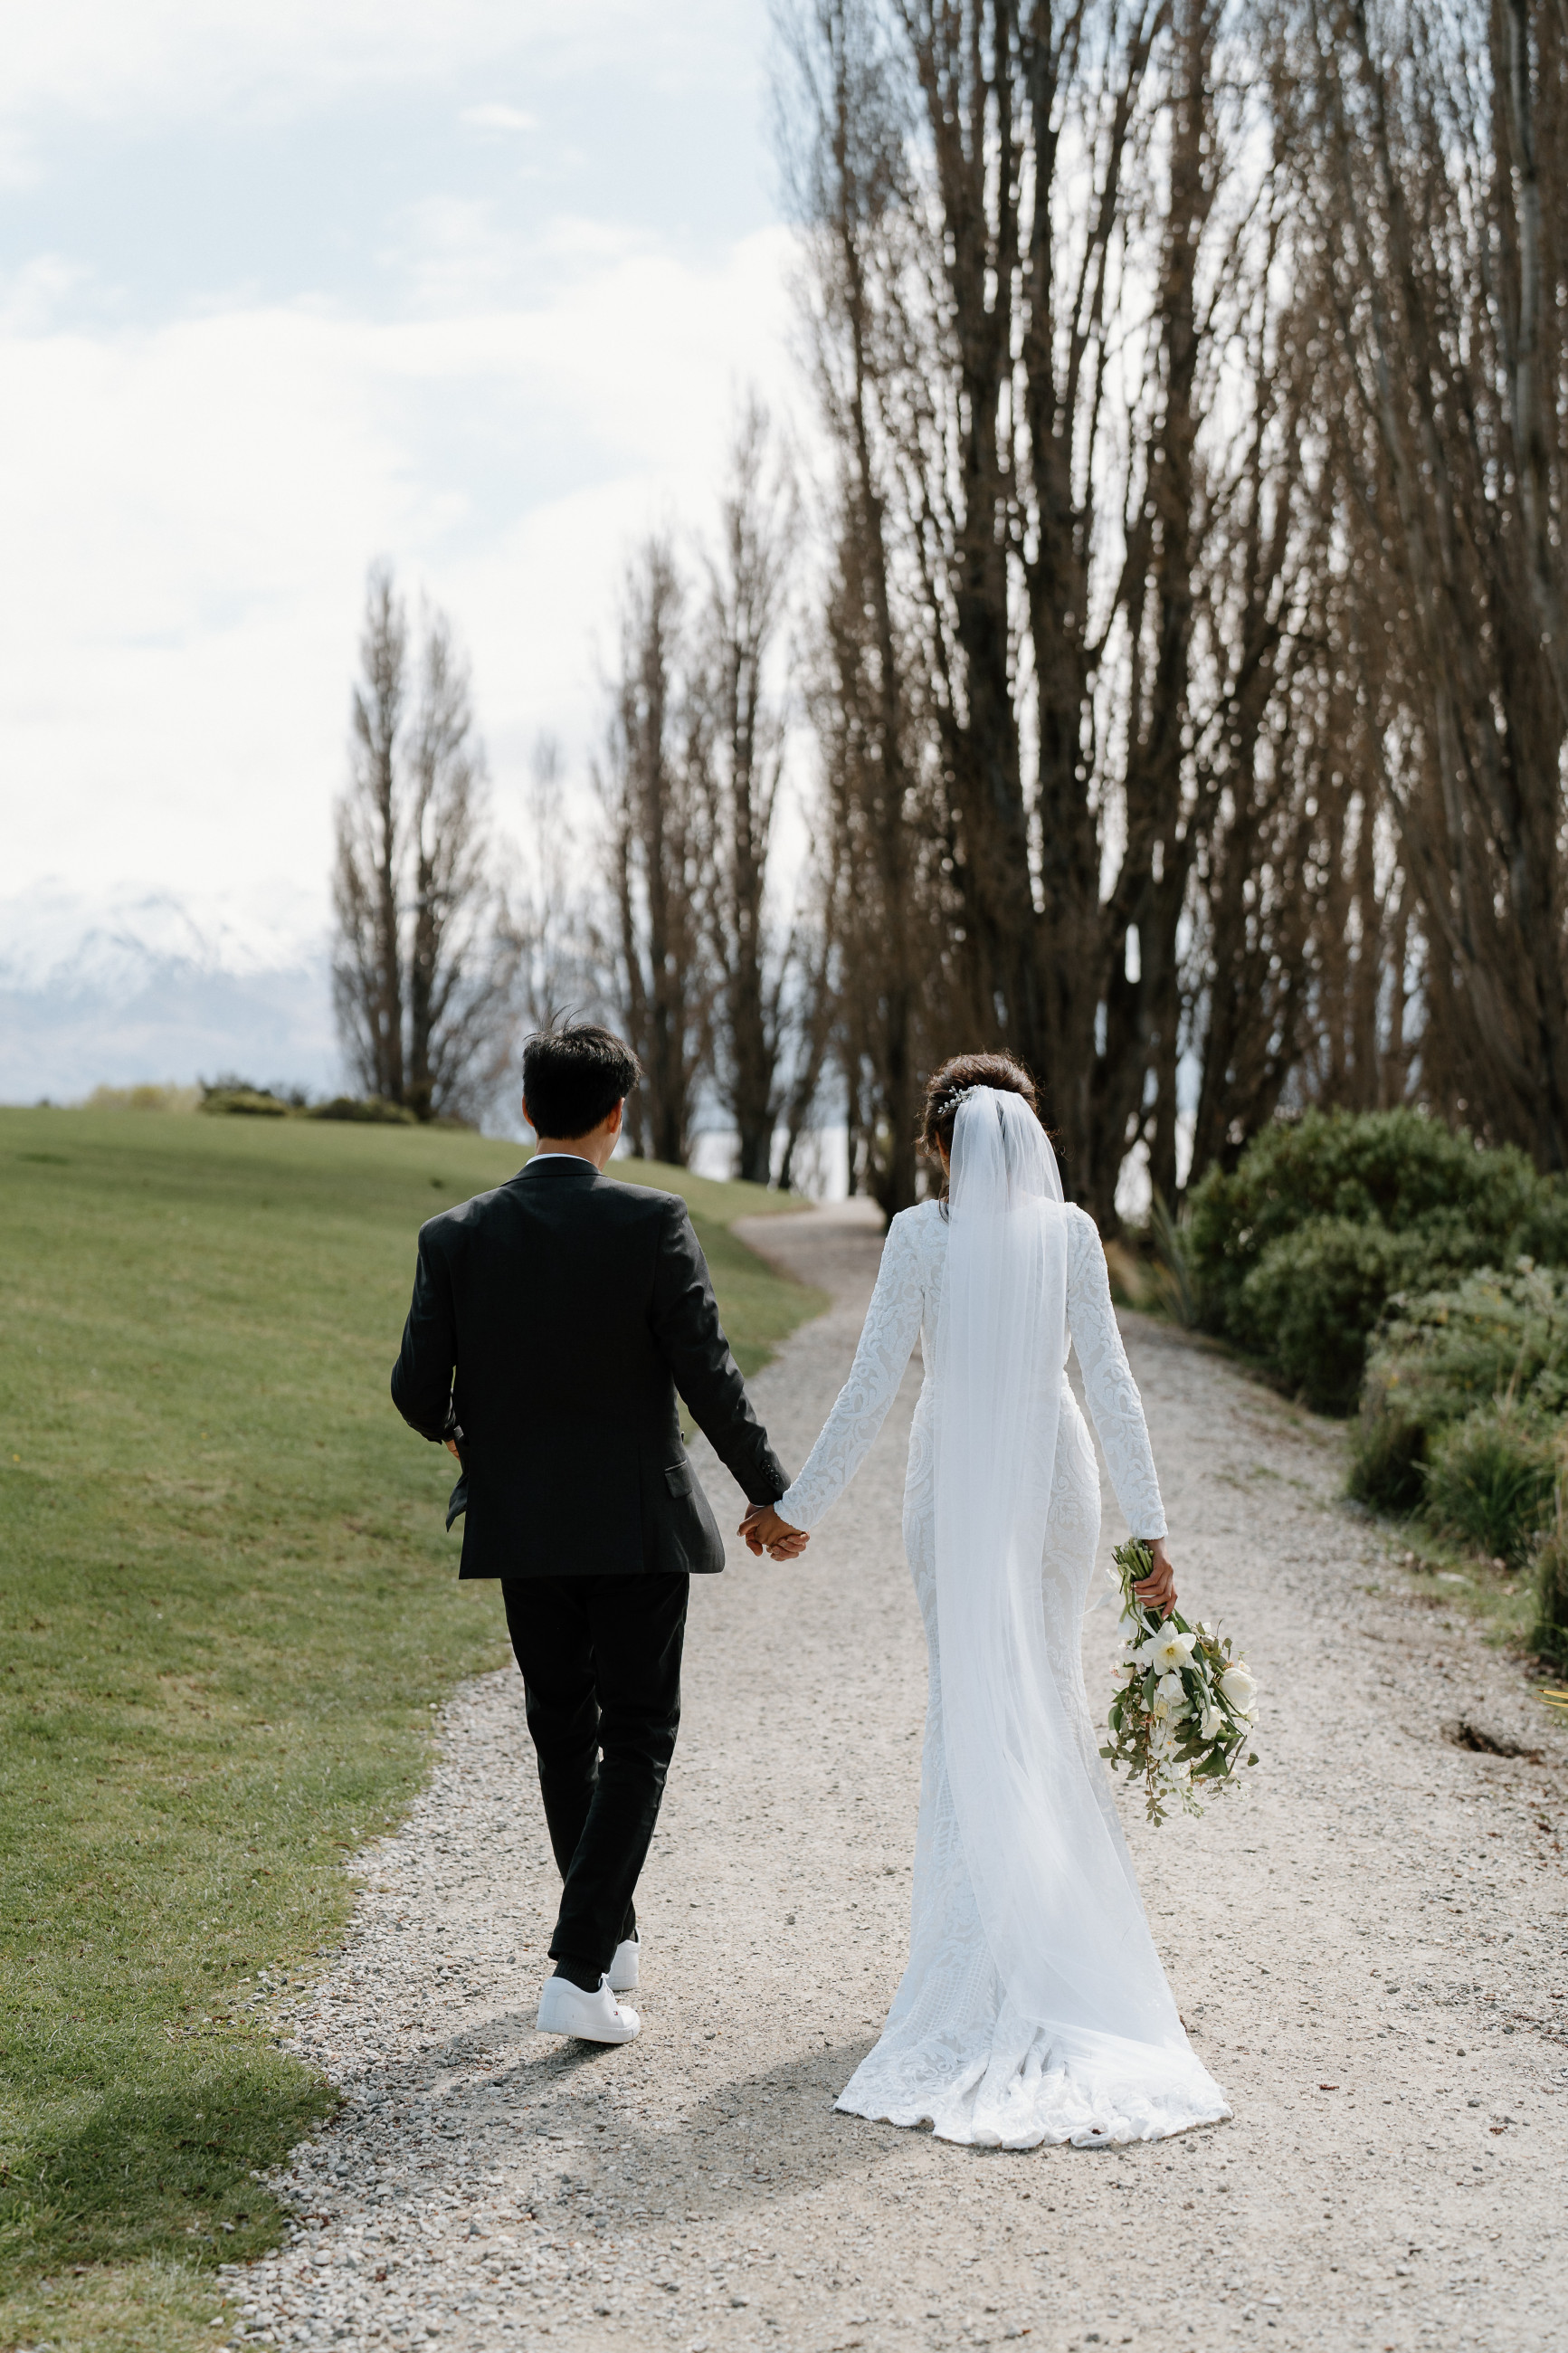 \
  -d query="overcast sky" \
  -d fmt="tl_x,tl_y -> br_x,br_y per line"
0,0 -> 798,963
